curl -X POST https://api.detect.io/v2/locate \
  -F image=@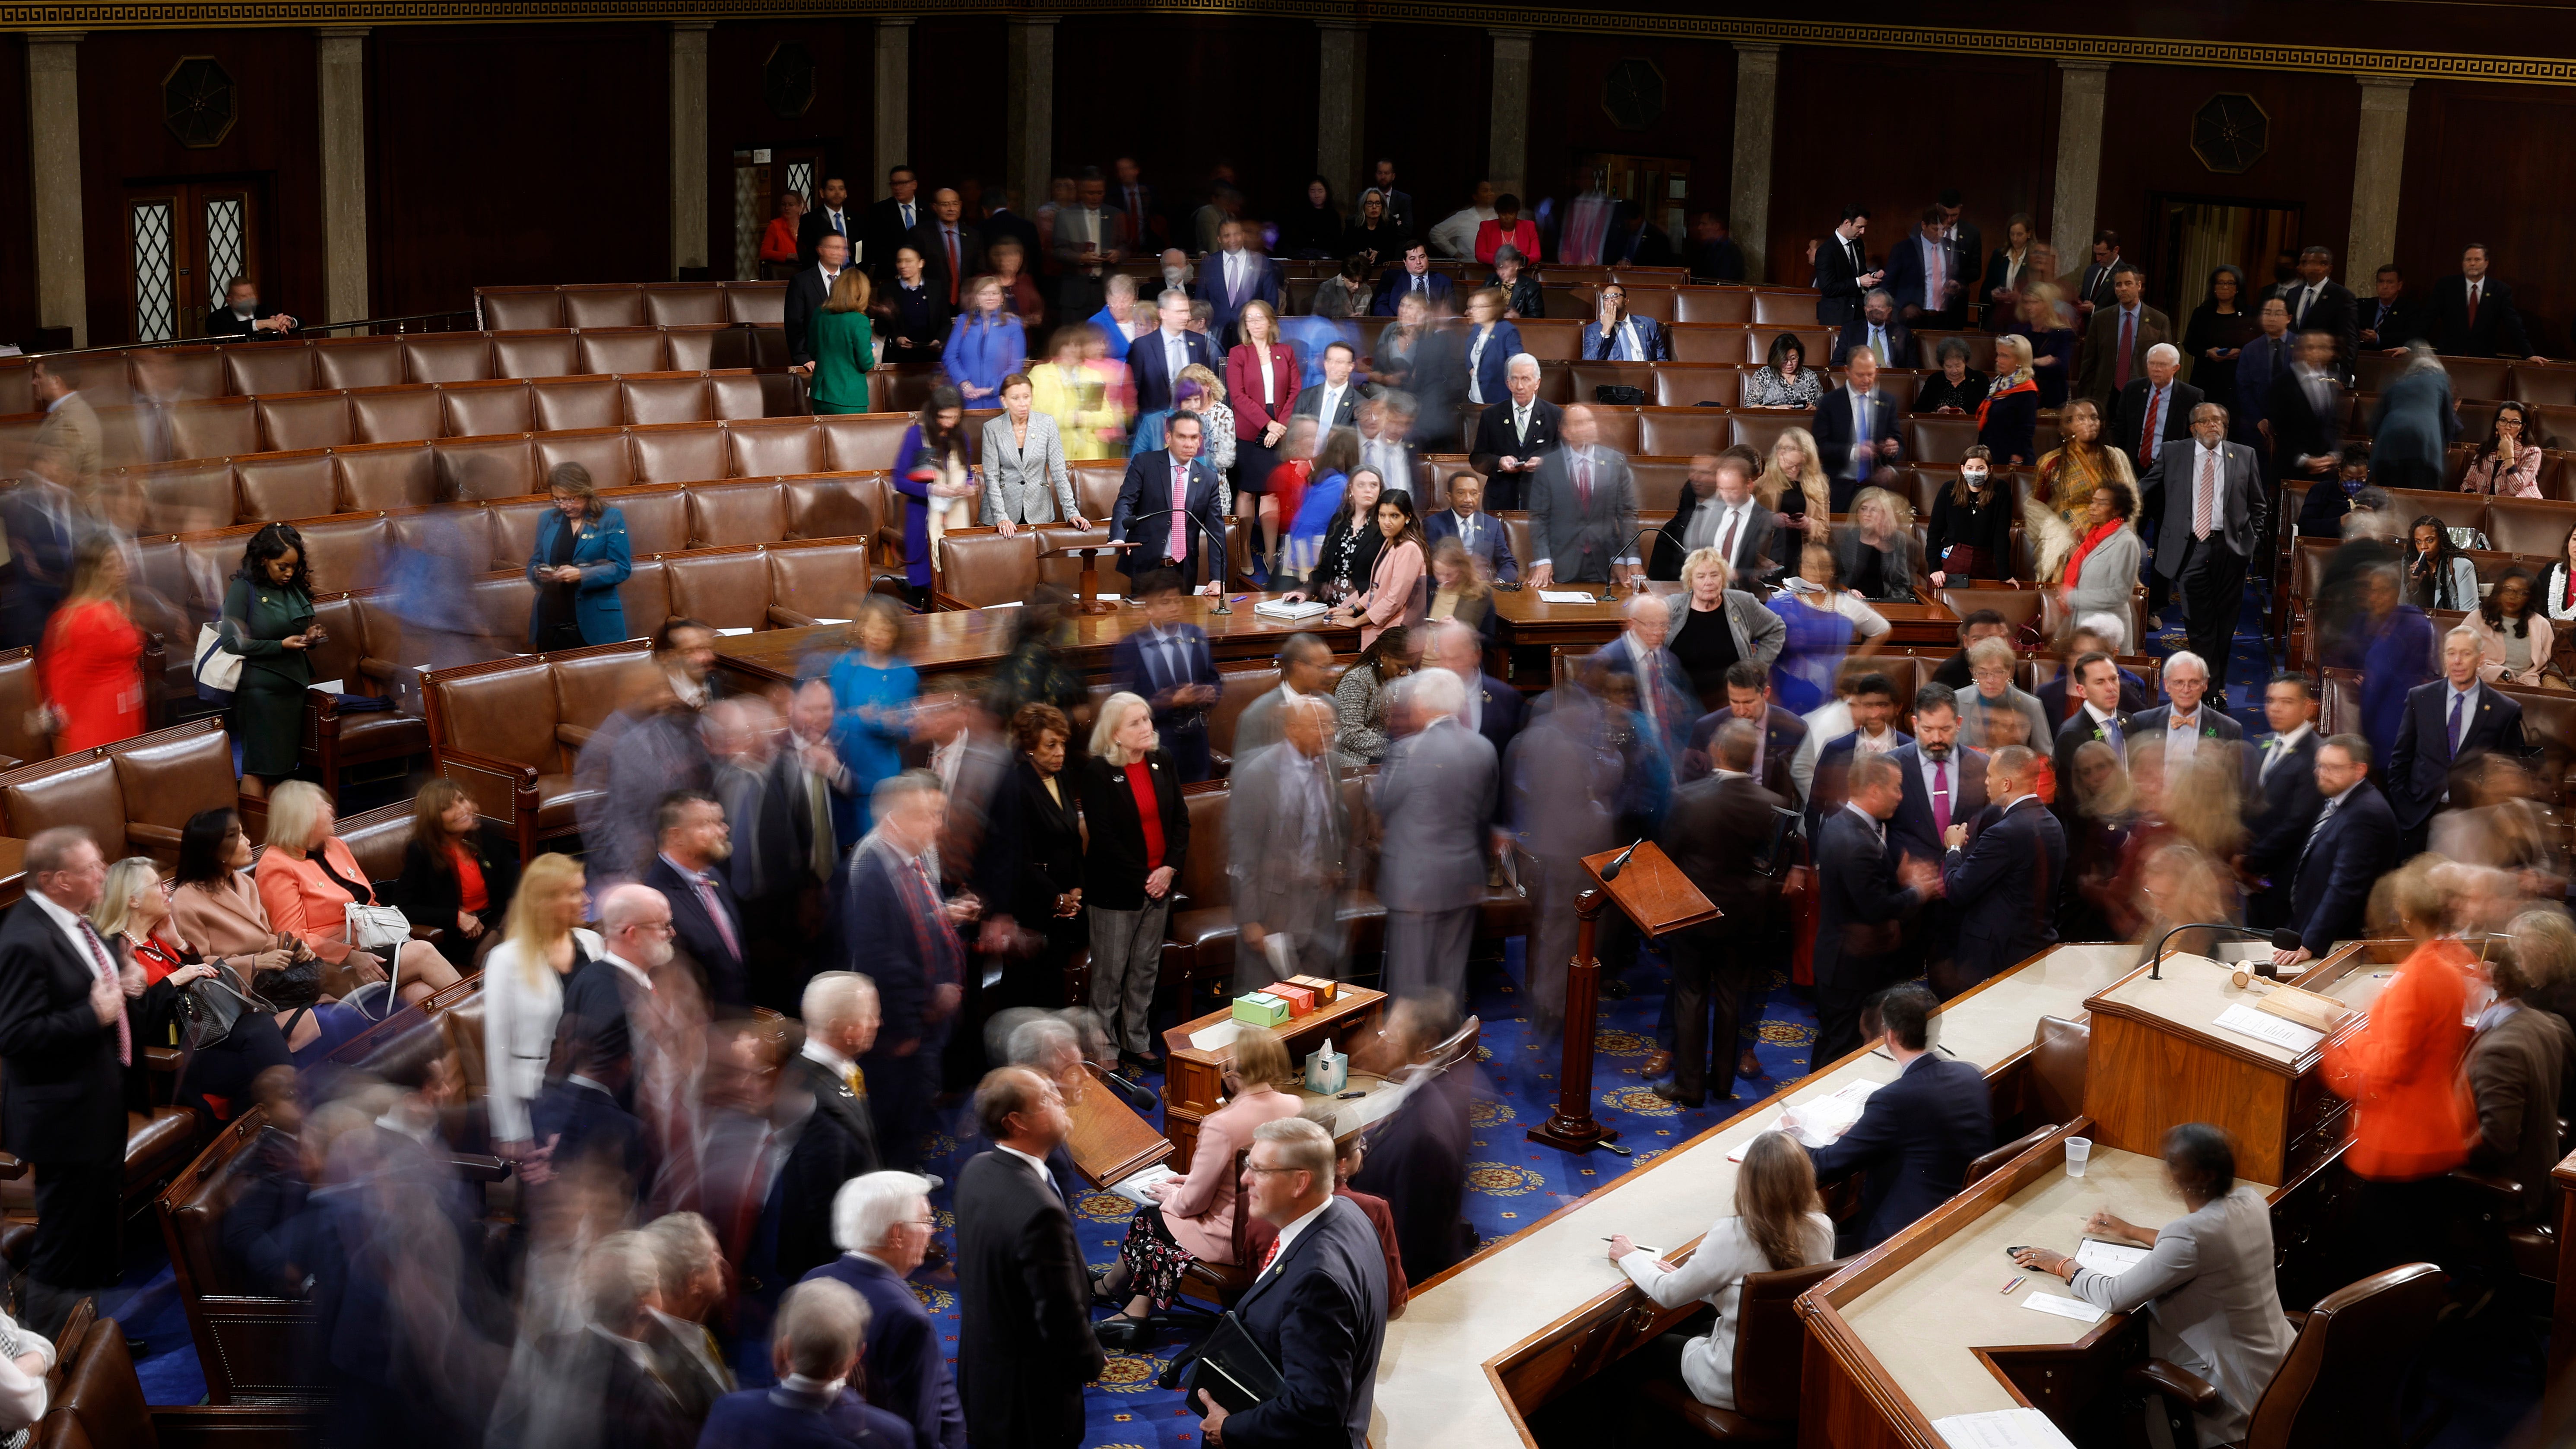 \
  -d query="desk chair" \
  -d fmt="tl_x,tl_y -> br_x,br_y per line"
1169,1147 -> 1259,1319
1965,1123 -> 2060,1188
1641,1254 -> 1854,1441
2128,1261 -> 2445,1449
